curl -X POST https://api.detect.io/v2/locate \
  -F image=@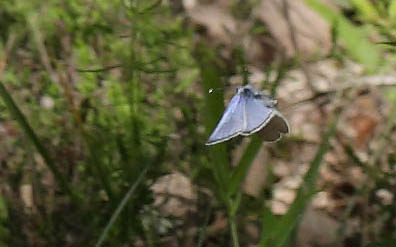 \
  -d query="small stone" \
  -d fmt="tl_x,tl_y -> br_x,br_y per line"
151,172 -> 196,217
271,200 -> 289,215
20,184 -> 34,211
40,96 -> 55,109
375,189 -> 393,205
312,191 -> 332,209
273,187 -> 296,204
283,177 -> 302,189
